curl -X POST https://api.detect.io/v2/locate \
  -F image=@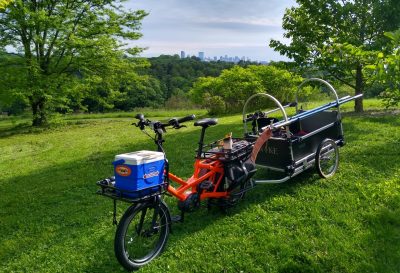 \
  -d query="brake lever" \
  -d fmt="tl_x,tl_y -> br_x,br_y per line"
174,125 -> 186,129
133,120 -> 147,130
